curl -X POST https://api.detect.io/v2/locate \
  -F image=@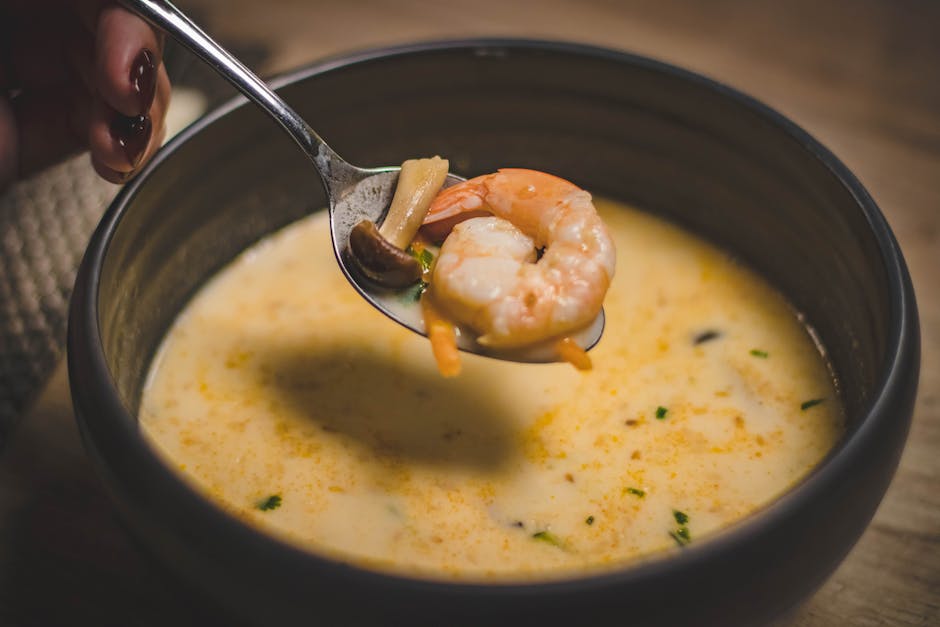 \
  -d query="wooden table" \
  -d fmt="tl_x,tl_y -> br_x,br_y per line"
1,1 -> 937,624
